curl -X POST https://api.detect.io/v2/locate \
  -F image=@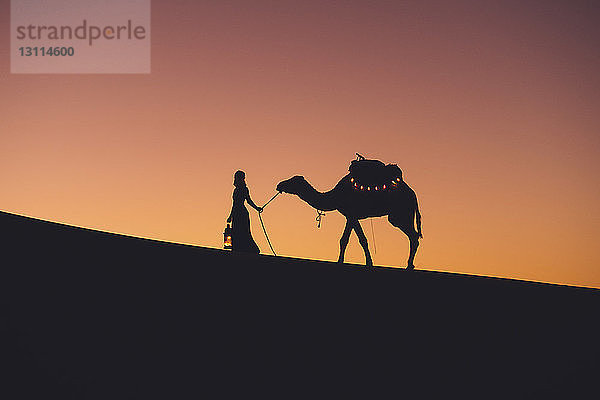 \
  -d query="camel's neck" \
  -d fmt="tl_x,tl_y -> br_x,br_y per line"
295,180 -> 338,212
